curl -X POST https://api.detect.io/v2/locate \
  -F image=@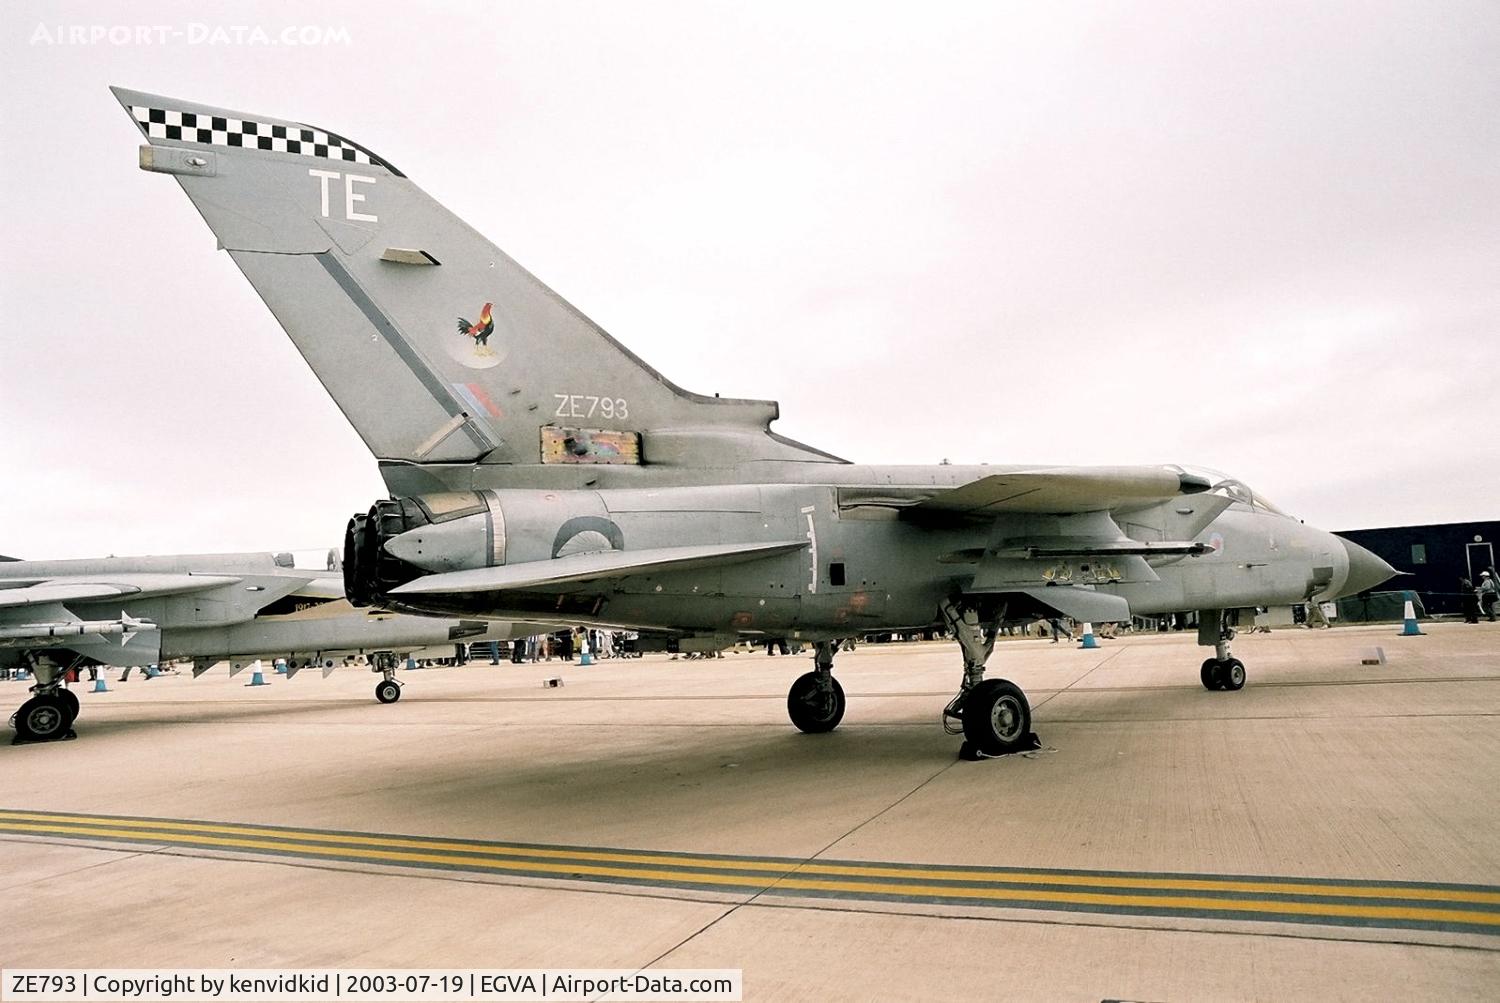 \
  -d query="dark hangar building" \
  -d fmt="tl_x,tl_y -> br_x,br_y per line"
1335,520 -> 1500,617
